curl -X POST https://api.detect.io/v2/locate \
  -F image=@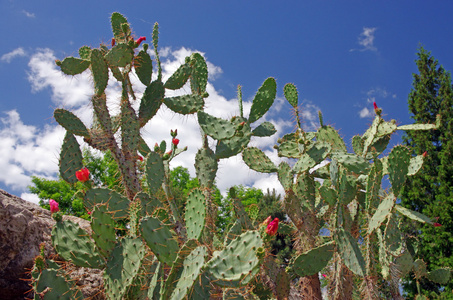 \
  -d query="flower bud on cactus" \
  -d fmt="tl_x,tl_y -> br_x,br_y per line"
373,101 -> 382,116
170,129 -> 178,138
136,36 -> 146,46
75,167 -> 90,182
154,143 -> 160,152
433,222 -> 442,227
49,199 -> 59,213
423,151 -> 428,157
111,38 -> 115,47
263,216 -> 272,226
265,218 -> 279,236
172,138 -> 179,147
